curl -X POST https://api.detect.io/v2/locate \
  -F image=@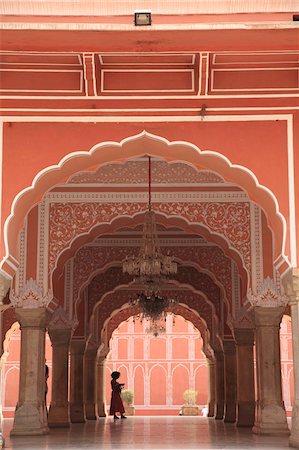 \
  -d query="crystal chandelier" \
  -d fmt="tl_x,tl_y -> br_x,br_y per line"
122,156 -> 177,284
123,156 -> 178,322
